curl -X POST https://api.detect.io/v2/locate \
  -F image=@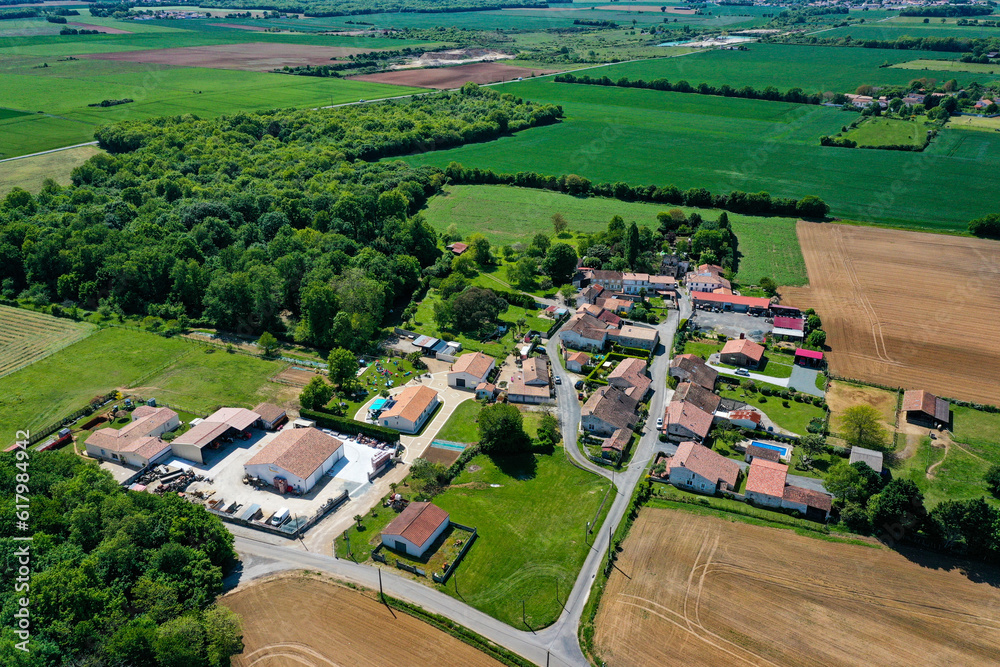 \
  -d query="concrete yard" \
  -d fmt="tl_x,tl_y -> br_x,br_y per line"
688,308 -> 772,342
